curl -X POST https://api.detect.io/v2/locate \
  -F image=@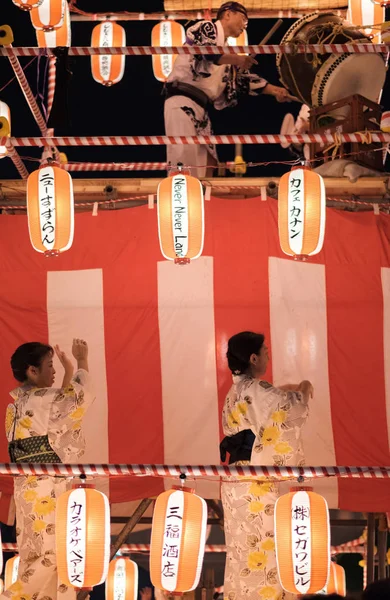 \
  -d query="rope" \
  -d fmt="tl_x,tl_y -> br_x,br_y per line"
1,44 -> 390,57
